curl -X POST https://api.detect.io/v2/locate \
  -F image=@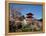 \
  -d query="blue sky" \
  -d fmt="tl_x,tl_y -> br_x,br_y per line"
9,3 -> 43,19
